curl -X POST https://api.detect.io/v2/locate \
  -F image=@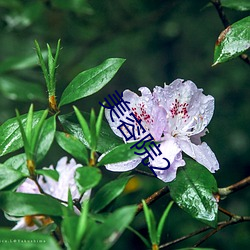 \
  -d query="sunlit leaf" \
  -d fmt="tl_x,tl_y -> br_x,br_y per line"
59,58 -> 125,106
0,111 -> 44,157
168,159 -> 218,227
213,16 -> 250,65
